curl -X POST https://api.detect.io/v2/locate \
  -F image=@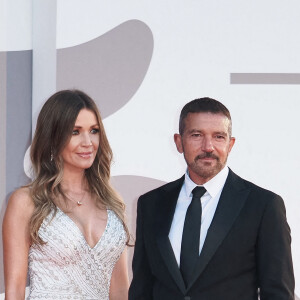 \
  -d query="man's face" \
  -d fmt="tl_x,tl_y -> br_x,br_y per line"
174,112 -> 235,185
